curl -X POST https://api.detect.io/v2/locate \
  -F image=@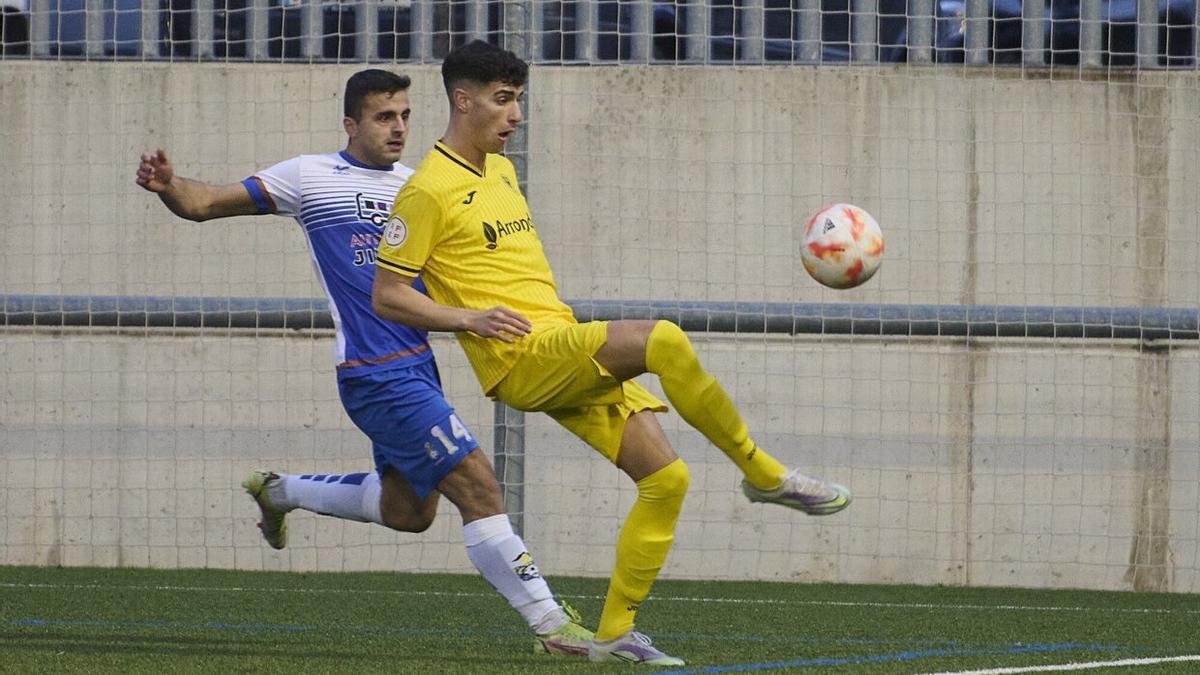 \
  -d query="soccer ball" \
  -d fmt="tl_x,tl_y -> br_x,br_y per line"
800,203 -> 885,289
